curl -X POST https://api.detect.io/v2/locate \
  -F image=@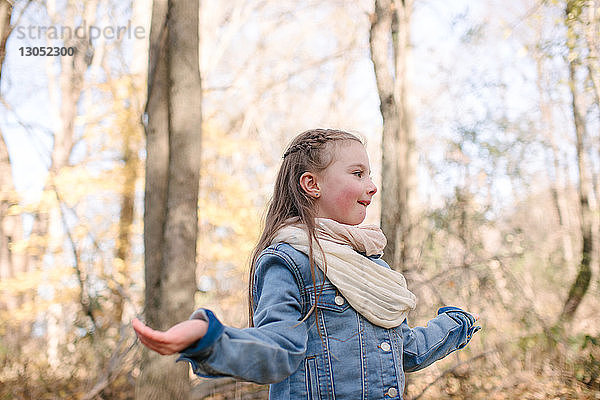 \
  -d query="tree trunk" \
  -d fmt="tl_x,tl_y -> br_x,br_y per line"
369,0 -> 416,272
108,0 -> 148,322
136,0 -> 202,398
111,107 -> 141,326
0,1 -> 21,283
0,0 -> 29,321
141,0 -> 170,331
583,2 -> 600,109
583,2 -> 600,271
0,0 -> 12,80
162,0 -> 202,329
560,0 -> 593,323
